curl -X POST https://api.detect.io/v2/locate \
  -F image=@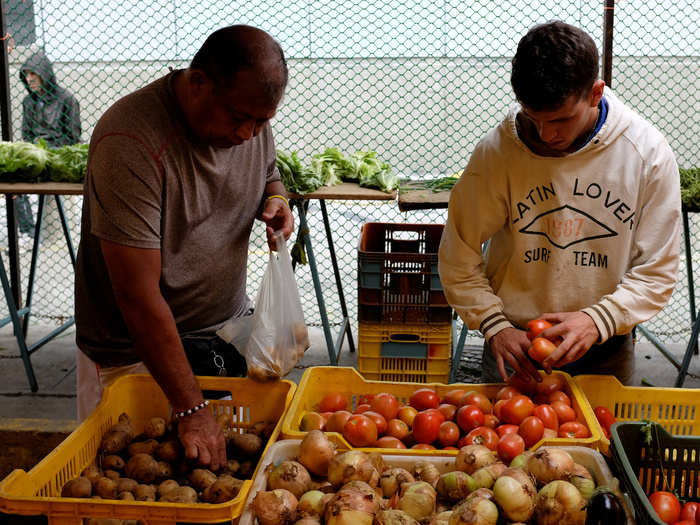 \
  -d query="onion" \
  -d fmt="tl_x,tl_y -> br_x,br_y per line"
471,462 -> 507,489
252,488 -> 298,525
456,445 -> 497,474
568,463 -> 595,501
379,468 -> 415,498
527,448 -> 575,485
465,488 -> 494,502
449,496 -> 499,525
374,509 -> 420,525
298,430 -> 337,477
413,461 -> 441,487
435,471 -> 476,502
571,463 -> 592,480
309,479 -> 335,493
327,450 -> 379,488
297,490 -> 329,518
424,510 -> 452,525
493,473 -> 536,522
398,481 -> 436,521
294,519 -> 321,525
324,481 -> 378,525
509,451 -> 533,469
267,460 -> 312,498
499,467 -> 536,497
534,480 -> 587,525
